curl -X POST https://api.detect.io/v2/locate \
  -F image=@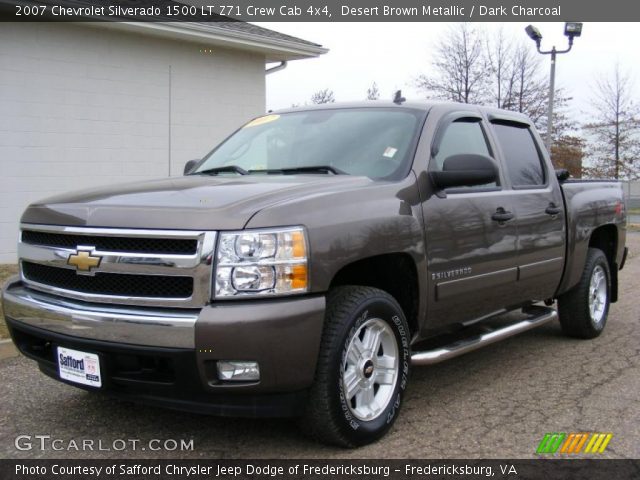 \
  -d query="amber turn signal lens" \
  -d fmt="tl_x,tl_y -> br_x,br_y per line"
291,231 -> 306,258
289,264 -> 308,290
